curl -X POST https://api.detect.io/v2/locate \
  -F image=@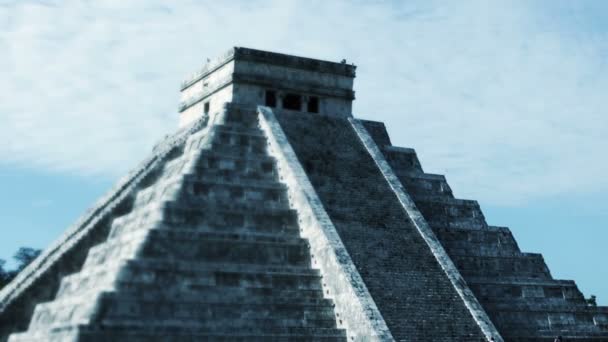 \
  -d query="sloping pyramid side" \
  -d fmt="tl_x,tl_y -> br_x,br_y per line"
3,103 -> 514,342
0,113 -> 210,342
360,119 -> 608,341
5,105 -> 348,341
273,110 -> 500,341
